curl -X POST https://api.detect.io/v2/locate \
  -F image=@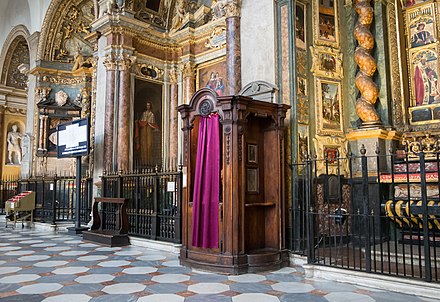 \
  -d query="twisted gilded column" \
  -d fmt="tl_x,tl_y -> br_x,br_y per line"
117,55 -> 135,172
354,0 -> 381,126
169,68 -> 179,169
225,0 -> 241,95
103,56 -> 116,171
